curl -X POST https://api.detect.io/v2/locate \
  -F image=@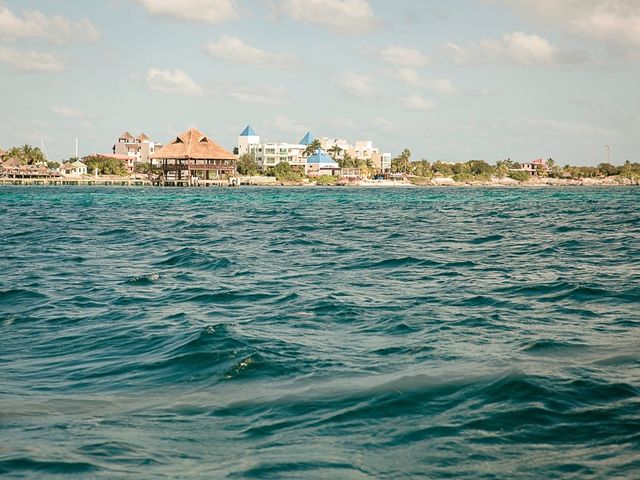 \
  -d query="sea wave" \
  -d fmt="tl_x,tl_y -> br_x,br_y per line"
1,186 -> 639,479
